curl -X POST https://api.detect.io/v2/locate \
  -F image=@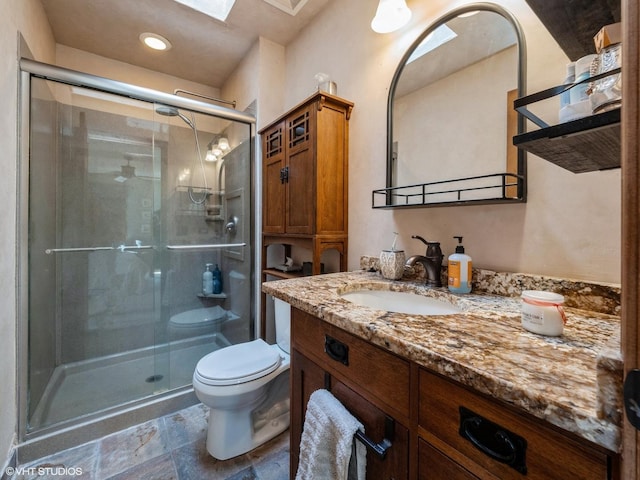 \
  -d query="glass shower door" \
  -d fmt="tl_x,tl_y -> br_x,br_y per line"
27,79 -> 165,431
25,71 -> 254,435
